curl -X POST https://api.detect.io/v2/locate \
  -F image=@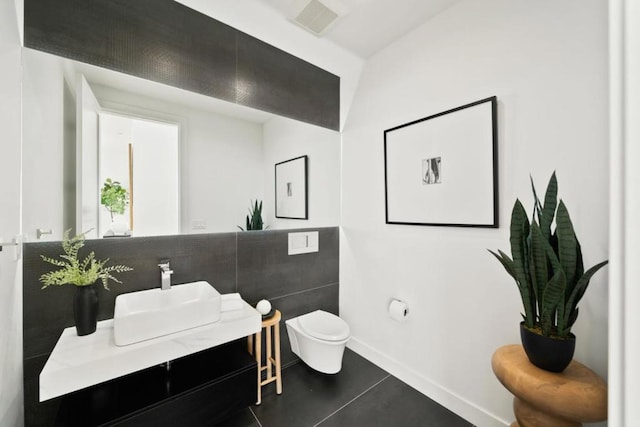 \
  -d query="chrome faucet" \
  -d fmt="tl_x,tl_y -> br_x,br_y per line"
158,260 -> 173,290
